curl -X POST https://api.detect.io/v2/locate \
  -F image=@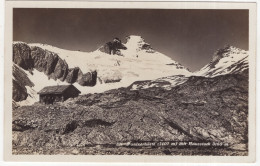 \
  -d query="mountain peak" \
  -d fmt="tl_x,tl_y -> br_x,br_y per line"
98,35 -> 155,56
124,35 -> 155,54
212,45 -> 246,61
196,45 -> 248,77
125,35 -> 144,43
112,37 -> 122,43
